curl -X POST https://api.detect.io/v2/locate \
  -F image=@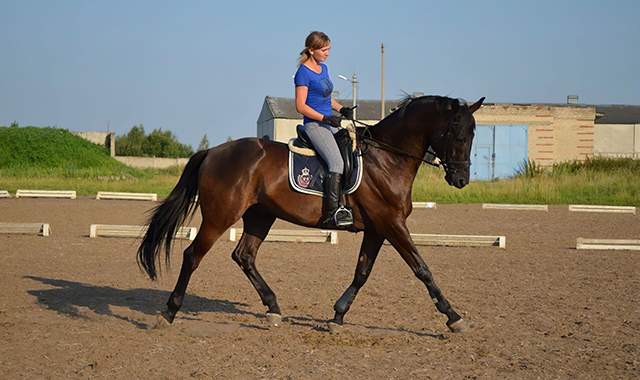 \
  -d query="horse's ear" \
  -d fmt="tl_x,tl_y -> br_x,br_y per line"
468,97 -> 485,113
